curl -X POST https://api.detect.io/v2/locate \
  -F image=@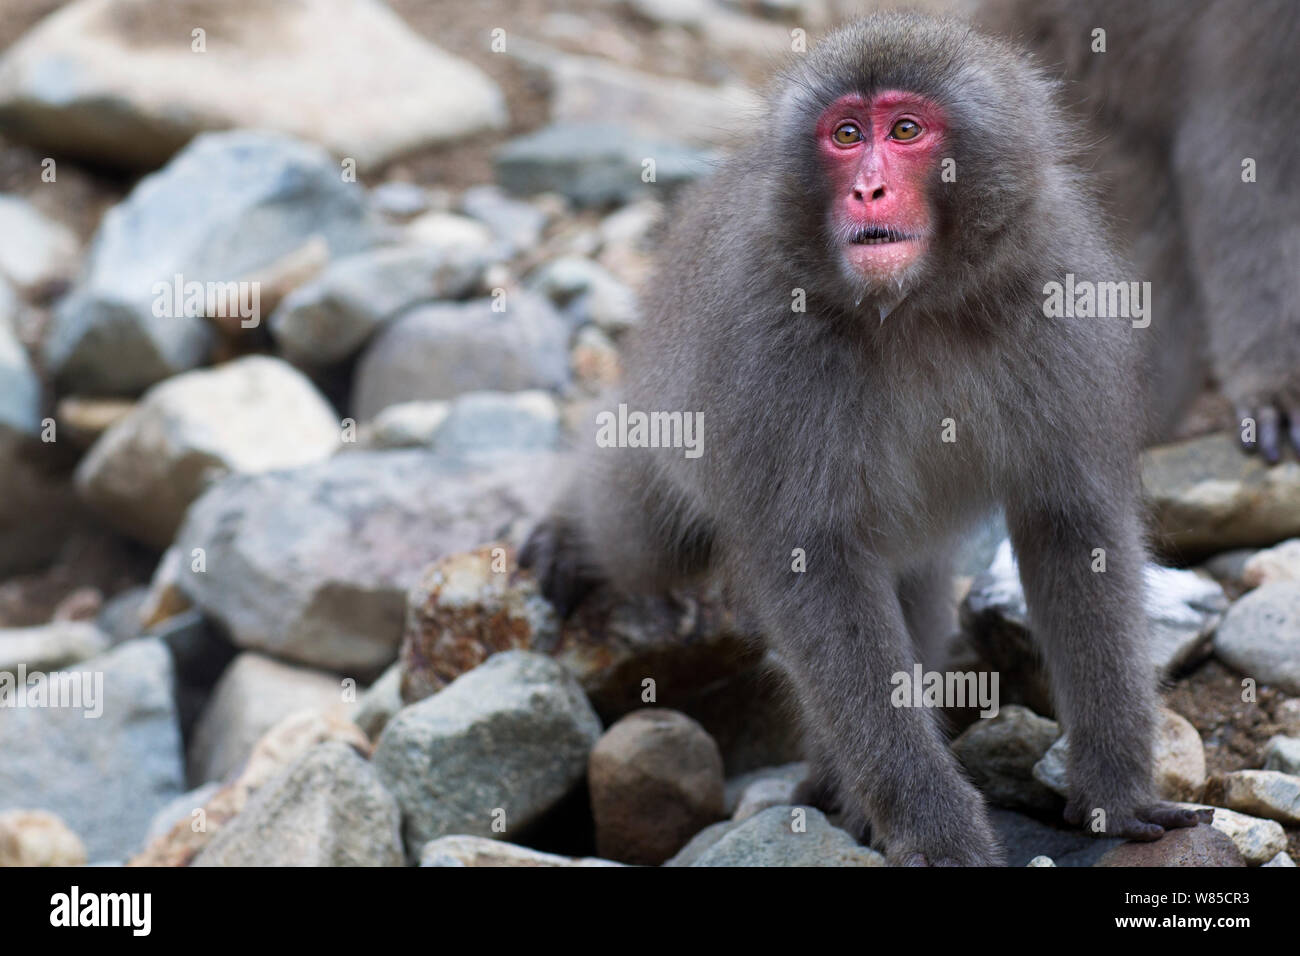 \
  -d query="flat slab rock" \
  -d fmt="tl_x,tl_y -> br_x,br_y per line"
0,0 -> 506,171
